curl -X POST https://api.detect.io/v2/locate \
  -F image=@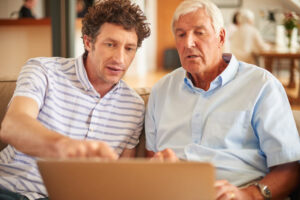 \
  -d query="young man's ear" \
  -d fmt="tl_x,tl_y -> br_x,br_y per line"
83,35 -> 92,52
